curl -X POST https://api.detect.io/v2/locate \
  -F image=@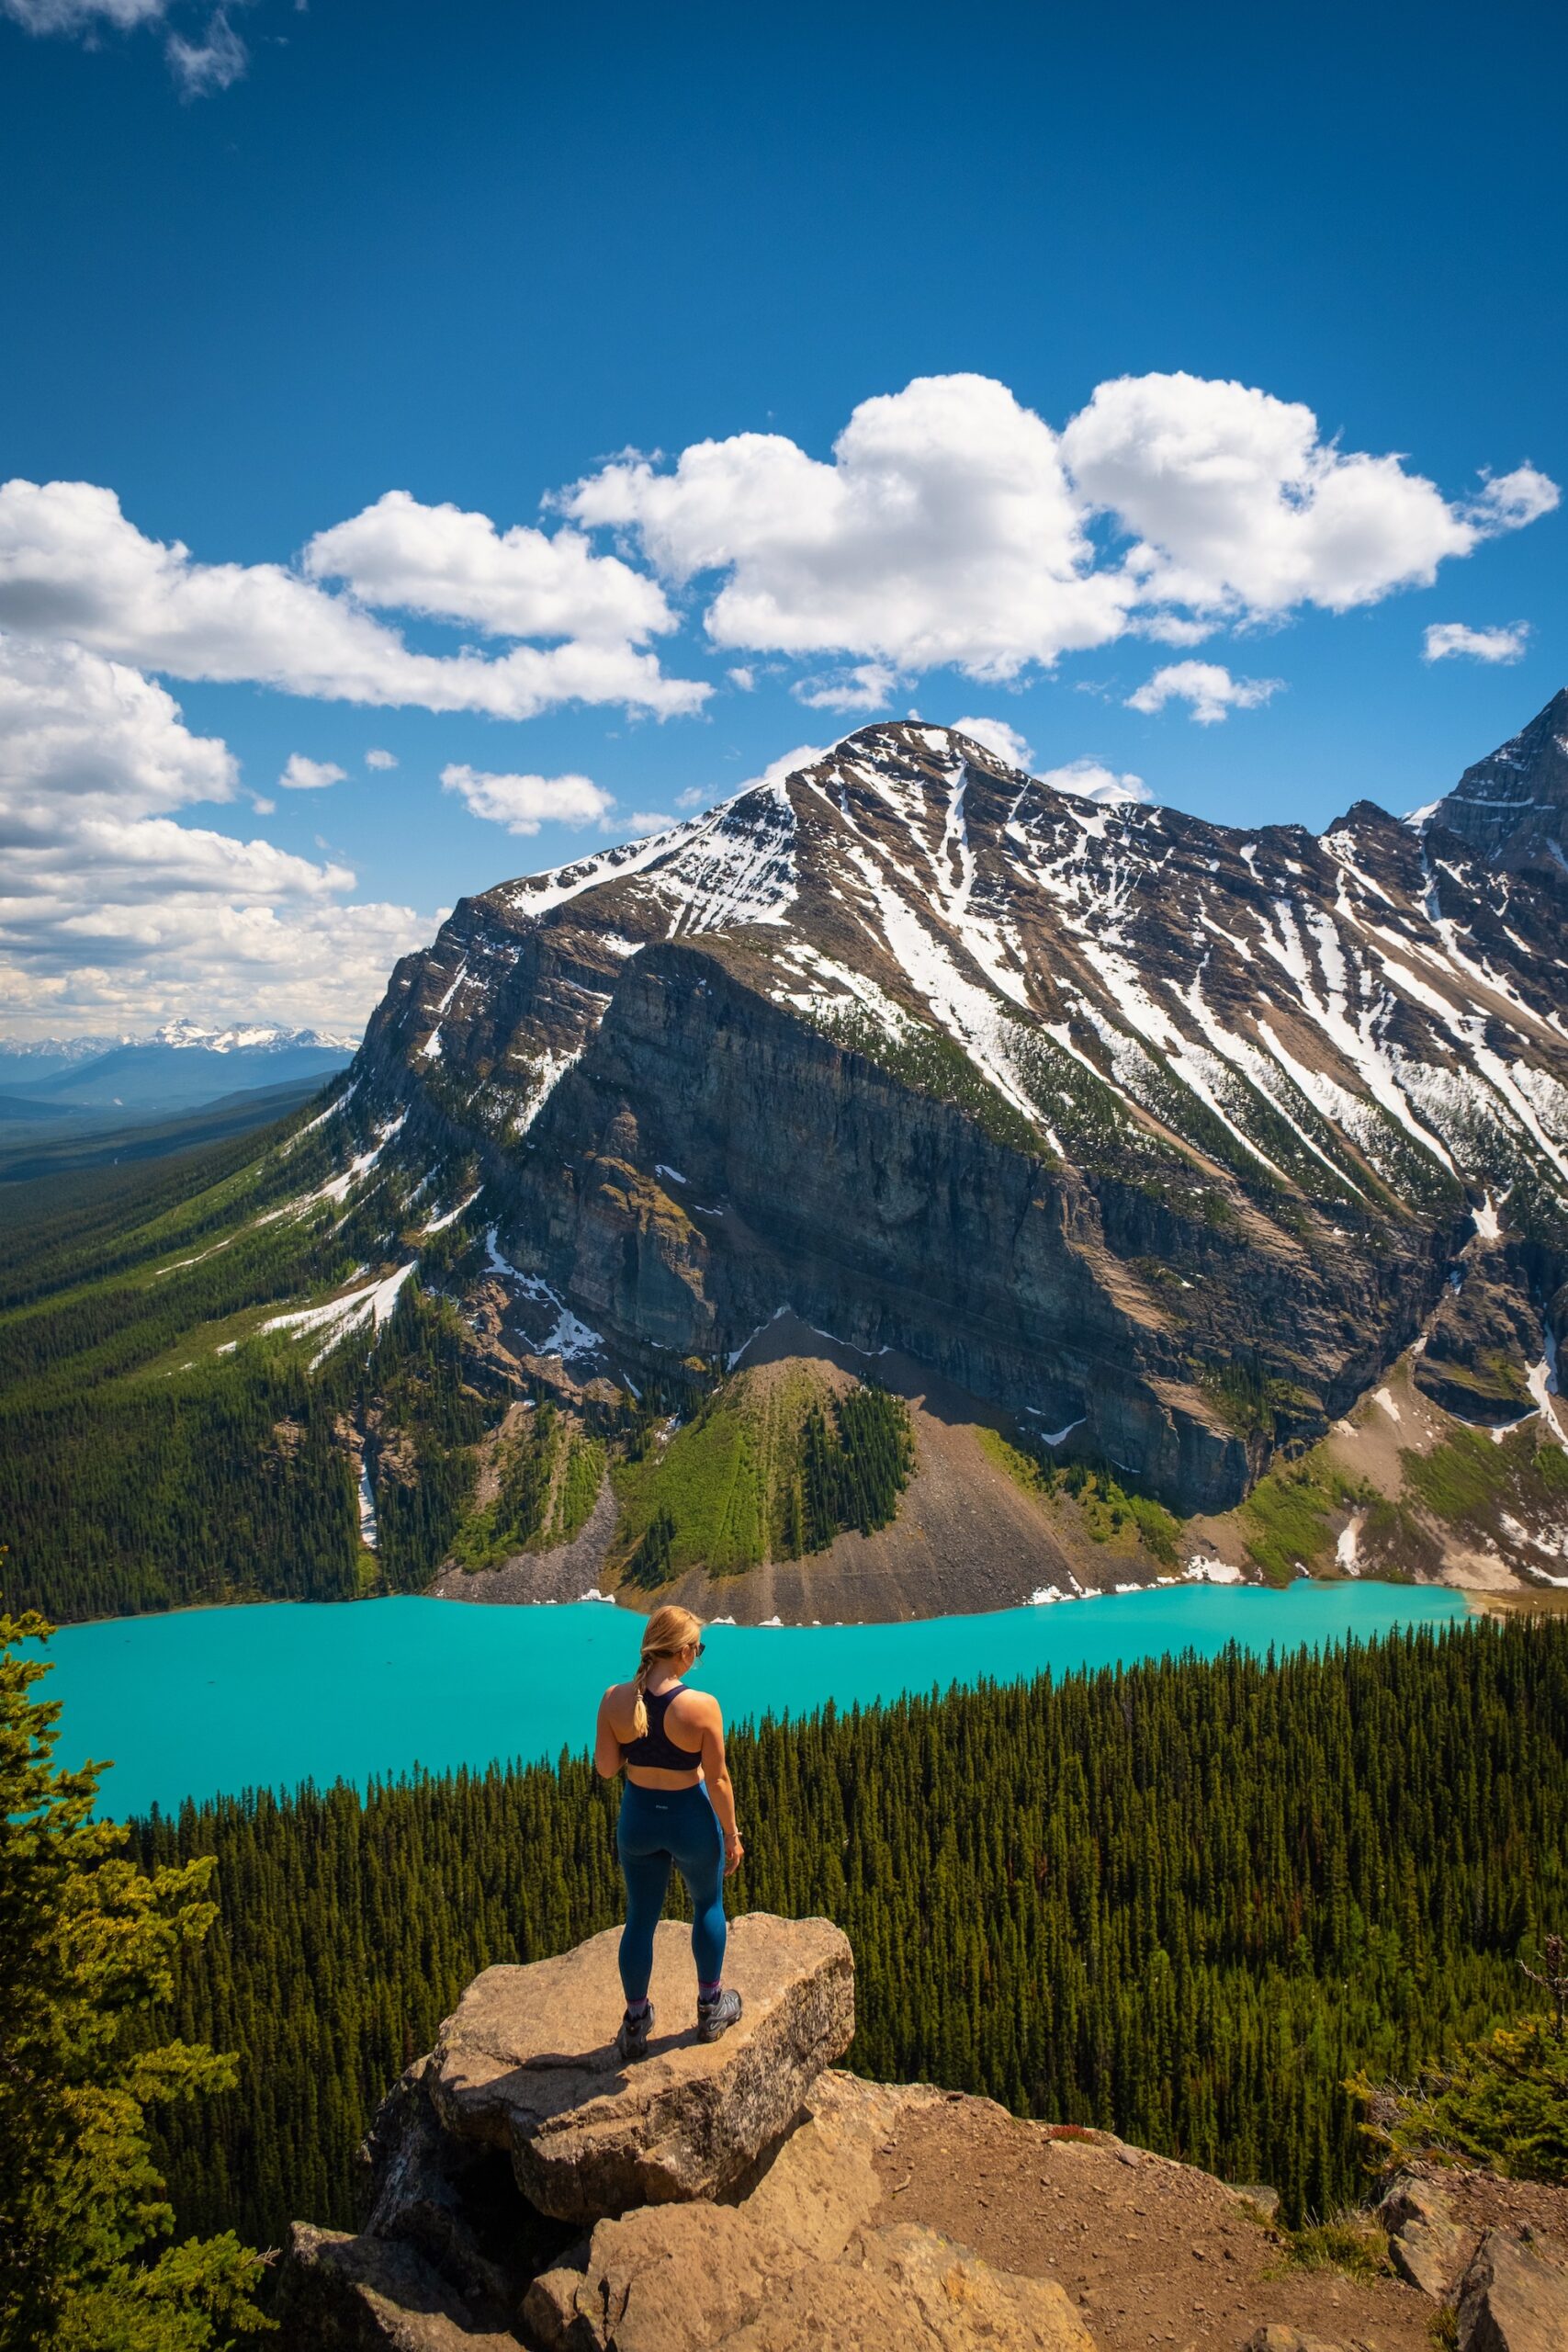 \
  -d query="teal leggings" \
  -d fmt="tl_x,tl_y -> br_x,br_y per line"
616,1781 -> 727,2001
